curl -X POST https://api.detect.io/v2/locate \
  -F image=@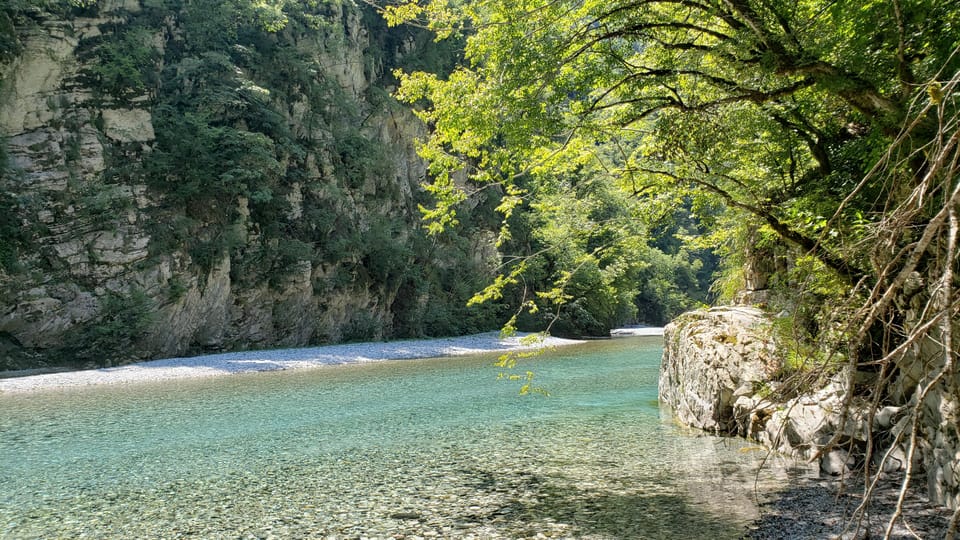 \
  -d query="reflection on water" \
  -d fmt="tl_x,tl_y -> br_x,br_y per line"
0,337 -> 812,539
